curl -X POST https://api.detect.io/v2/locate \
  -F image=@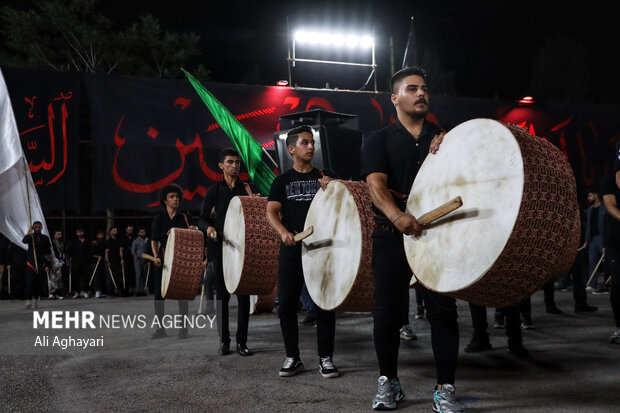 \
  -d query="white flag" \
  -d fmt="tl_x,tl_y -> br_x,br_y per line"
0,68 -> 51,250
